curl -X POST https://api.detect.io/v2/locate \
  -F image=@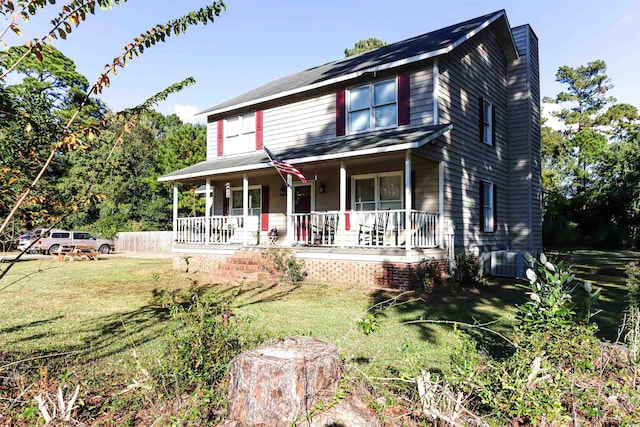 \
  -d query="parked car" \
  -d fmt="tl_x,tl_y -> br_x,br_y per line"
32,230 -> 114,254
